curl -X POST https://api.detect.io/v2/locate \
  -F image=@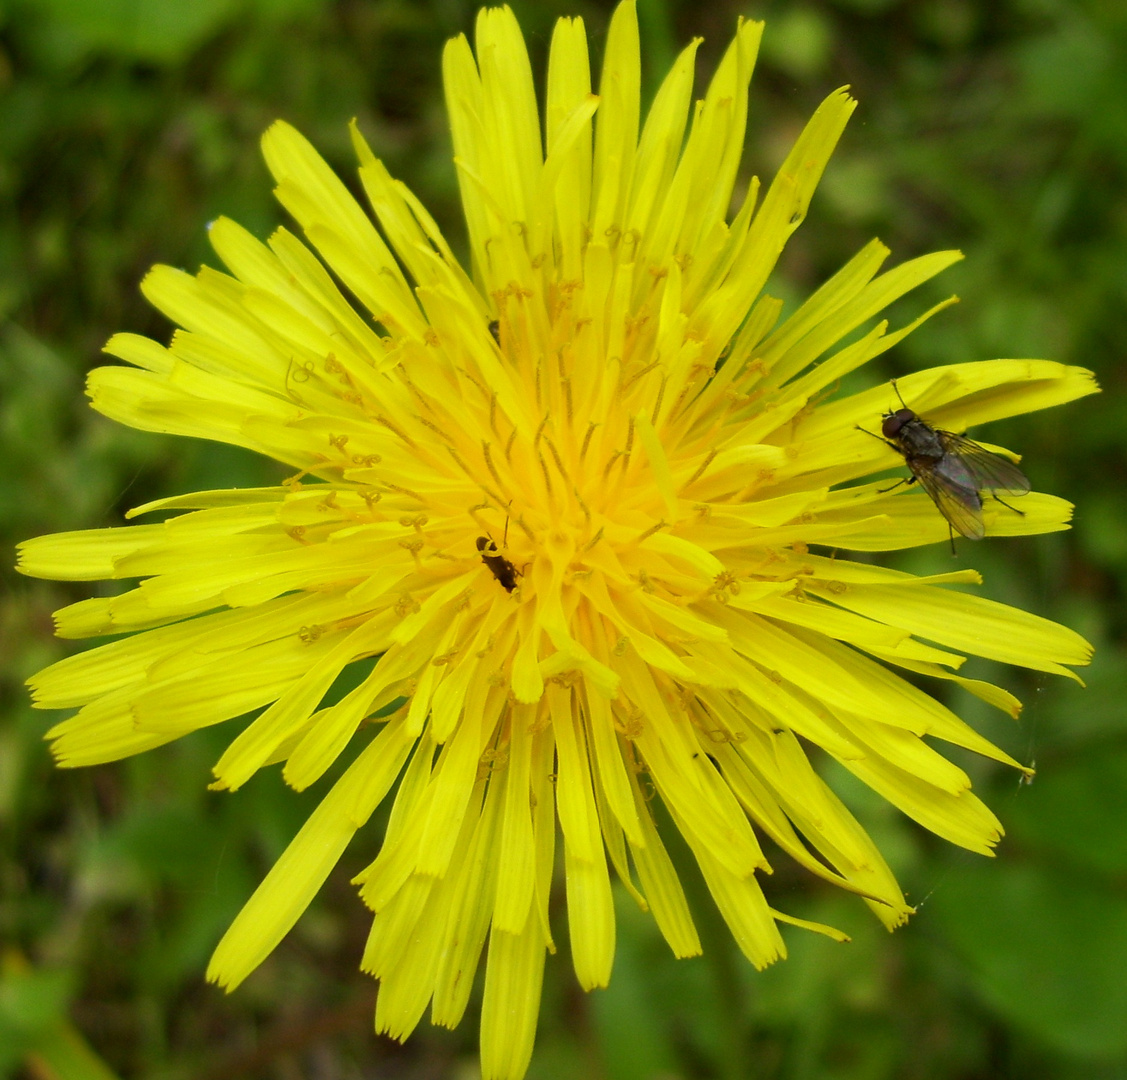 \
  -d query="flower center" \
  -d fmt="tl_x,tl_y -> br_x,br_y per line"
459,285 -> 686,593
